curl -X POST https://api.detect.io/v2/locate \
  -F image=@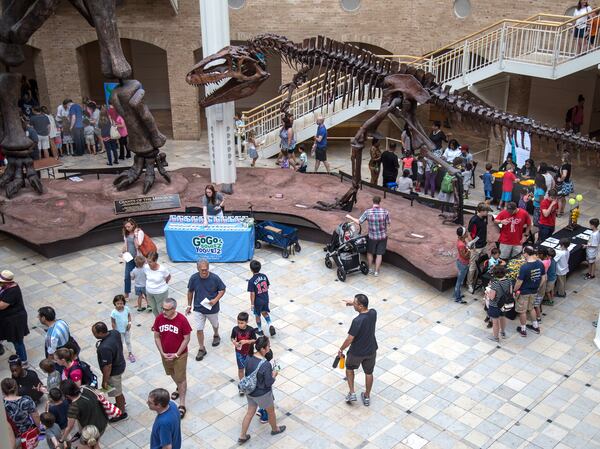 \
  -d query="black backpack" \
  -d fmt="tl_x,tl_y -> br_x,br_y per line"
496,282 -> 515,311
66,360 -> 98,388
